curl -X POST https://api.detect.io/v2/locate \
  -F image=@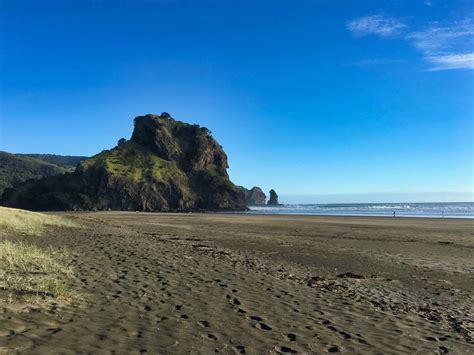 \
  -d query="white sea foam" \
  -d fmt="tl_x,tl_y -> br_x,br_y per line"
247,203 -> 474,218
